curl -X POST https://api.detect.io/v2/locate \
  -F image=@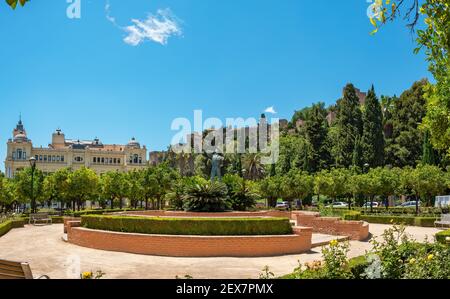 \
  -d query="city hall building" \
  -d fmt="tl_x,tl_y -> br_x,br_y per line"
4,119 -> 148,178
